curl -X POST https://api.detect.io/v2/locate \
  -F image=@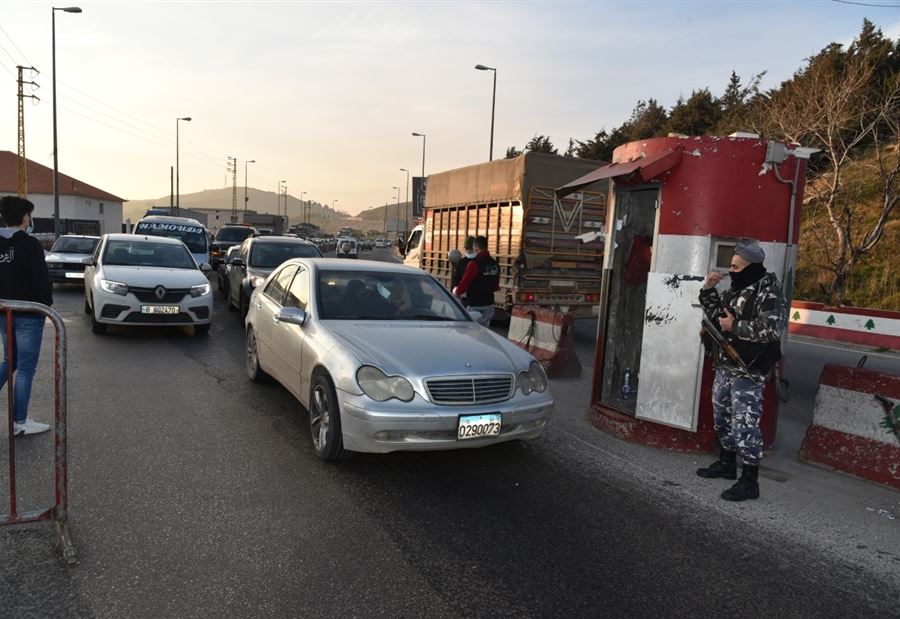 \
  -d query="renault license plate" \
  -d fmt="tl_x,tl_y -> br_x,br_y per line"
64,272 -> 84,279
457,413 -> 501,440
141,305 -> 179,314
